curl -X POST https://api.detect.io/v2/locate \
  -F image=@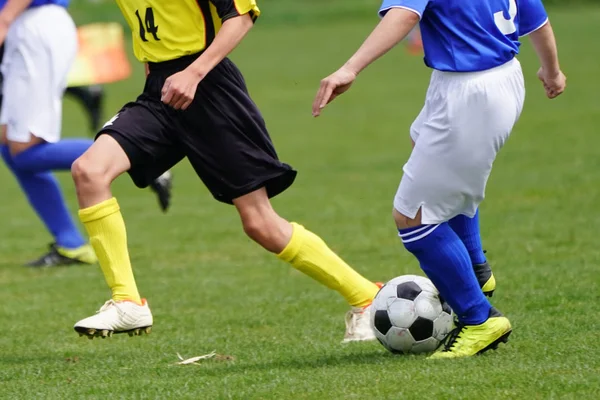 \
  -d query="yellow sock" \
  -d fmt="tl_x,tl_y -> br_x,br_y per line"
277,223 -> 379,307
78,197 -> 142,304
